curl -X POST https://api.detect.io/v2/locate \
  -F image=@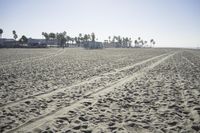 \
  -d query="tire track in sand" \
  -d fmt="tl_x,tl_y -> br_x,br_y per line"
182,56 -> 198,68
0,53 -> 168,109
180,54 -> 200,105
6,52 -> 176,133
